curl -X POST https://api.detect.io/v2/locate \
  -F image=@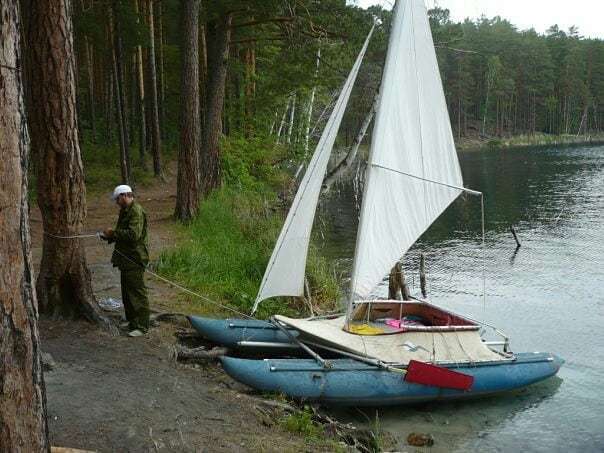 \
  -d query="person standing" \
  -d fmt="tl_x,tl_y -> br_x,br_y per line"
103,185 -> 150,337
